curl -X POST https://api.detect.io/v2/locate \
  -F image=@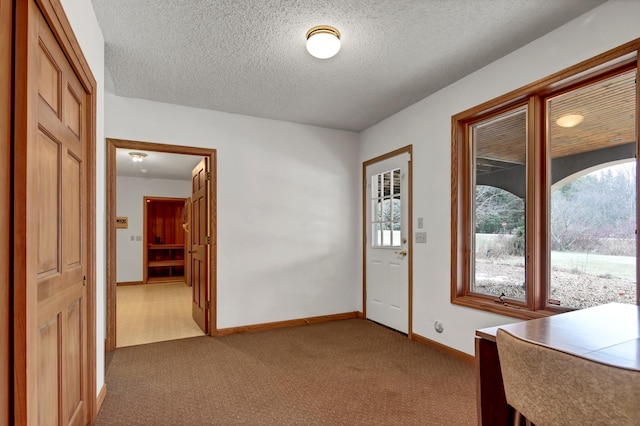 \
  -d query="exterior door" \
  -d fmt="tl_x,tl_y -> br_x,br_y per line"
365,152 -> 410,333
191,158 -> 209,334
14,1 -> 89,424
